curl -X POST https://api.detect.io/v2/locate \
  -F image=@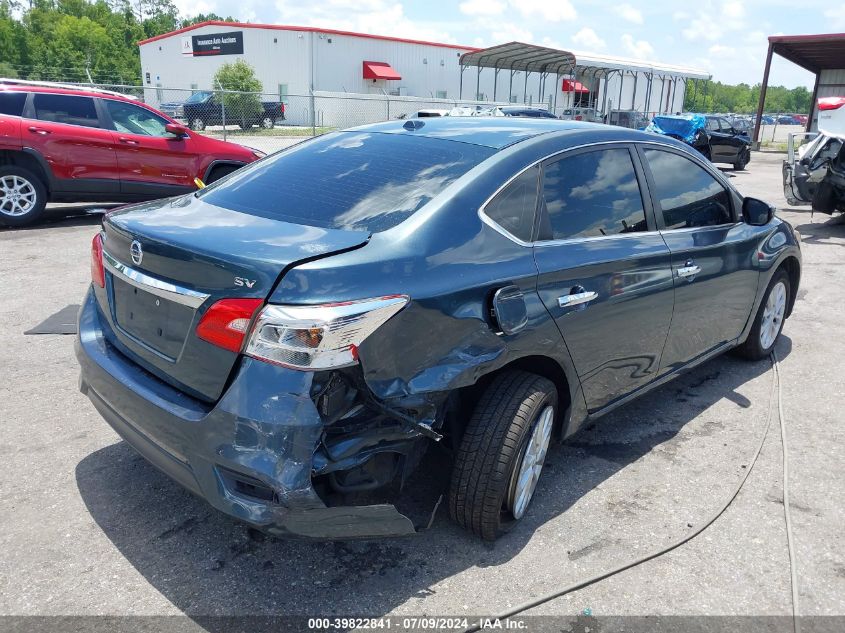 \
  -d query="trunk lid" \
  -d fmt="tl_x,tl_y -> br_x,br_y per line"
99,194 -> 370,401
